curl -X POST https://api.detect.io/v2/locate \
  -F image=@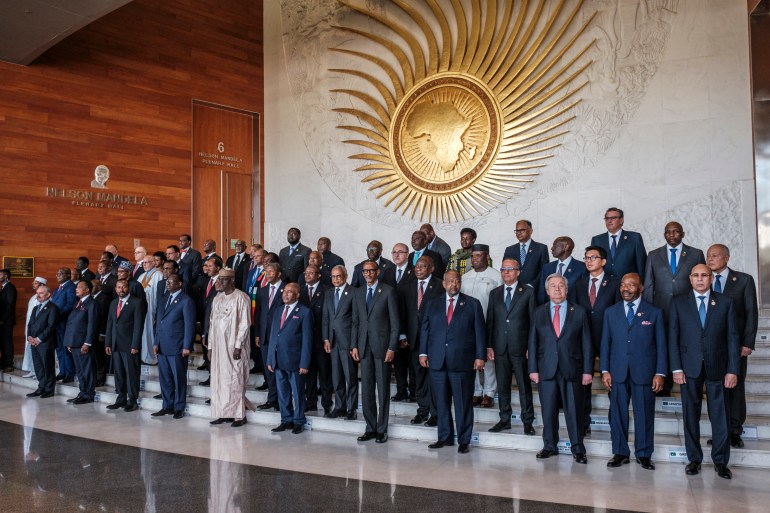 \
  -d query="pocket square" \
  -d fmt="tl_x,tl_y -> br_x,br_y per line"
642,321 -> 652,326
292,315 -> 300,319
